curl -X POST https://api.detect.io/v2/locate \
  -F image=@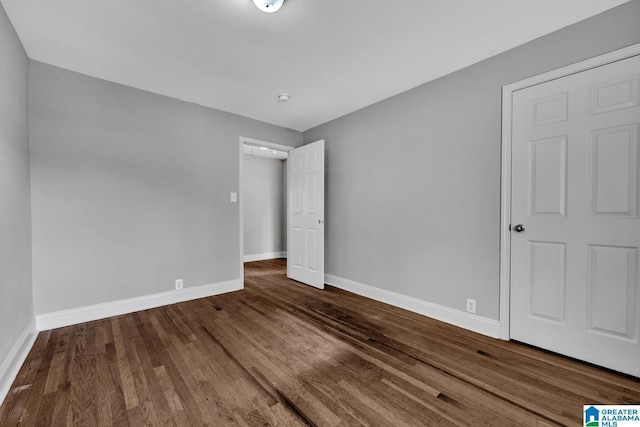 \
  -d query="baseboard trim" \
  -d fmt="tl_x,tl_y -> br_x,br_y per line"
244,252 -> 286,262
0,317 -> 37,406
325,274 -> 501,339
36,279 -> 242,331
